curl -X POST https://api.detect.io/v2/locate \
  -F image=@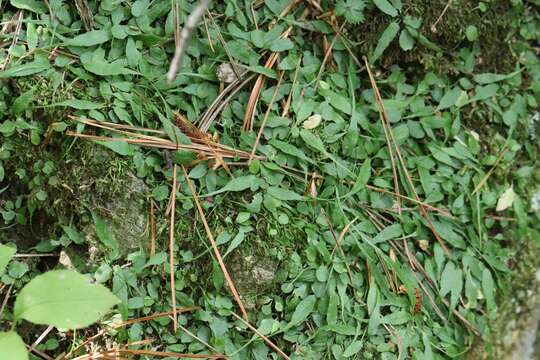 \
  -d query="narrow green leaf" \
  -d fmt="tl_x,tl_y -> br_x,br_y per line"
14,270 -> 120,329
0,57 -> 50,78
55,99 -> 104,110
343,340 -> 363,357
65,30 -> 111,47
372,223 -> 402,243
0,331 -> 28,360
371,22 -> 400,63
267,186 -> 304,201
